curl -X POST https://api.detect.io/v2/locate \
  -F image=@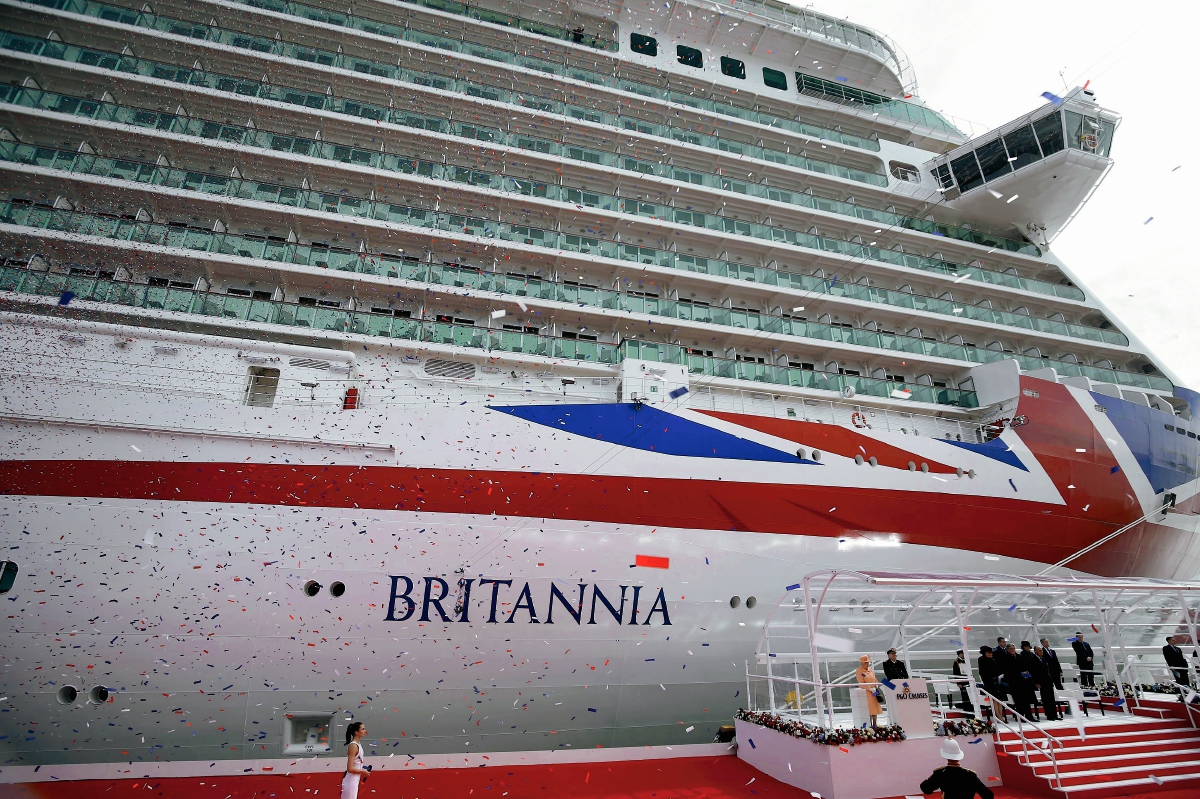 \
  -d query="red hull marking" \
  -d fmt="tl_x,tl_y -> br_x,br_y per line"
0,459 -> 1141,572
698,410 -> 959,473
634,554 -> 670,569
